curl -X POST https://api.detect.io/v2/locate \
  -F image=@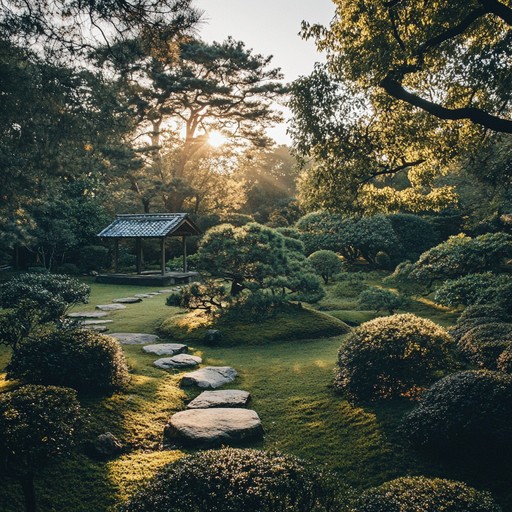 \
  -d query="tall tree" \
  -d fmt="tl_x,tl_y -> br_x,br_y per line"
303,0 -> 512,133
